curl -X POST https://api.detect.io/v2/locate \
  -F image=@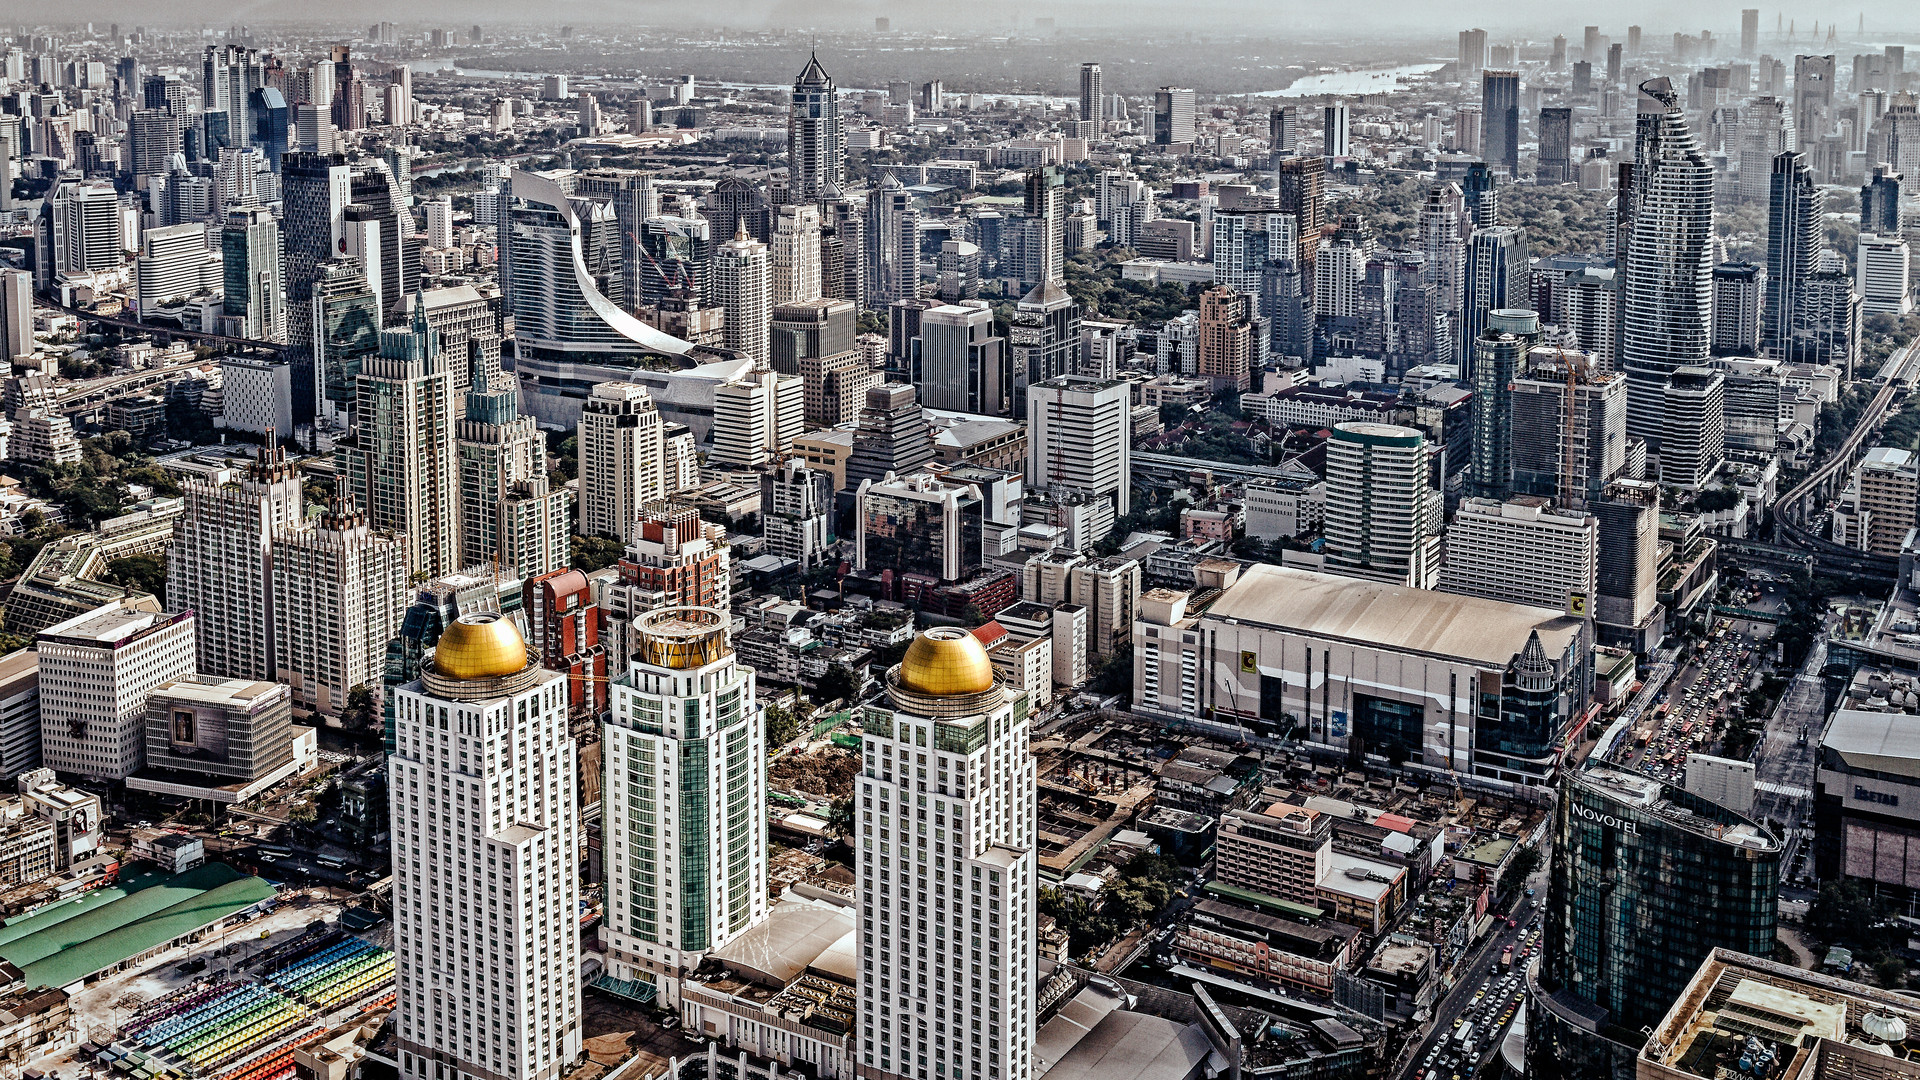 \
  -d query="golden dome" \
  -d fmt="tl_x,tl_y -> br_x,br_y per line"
433,614 -> 530,680
897,628 -> 994,697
